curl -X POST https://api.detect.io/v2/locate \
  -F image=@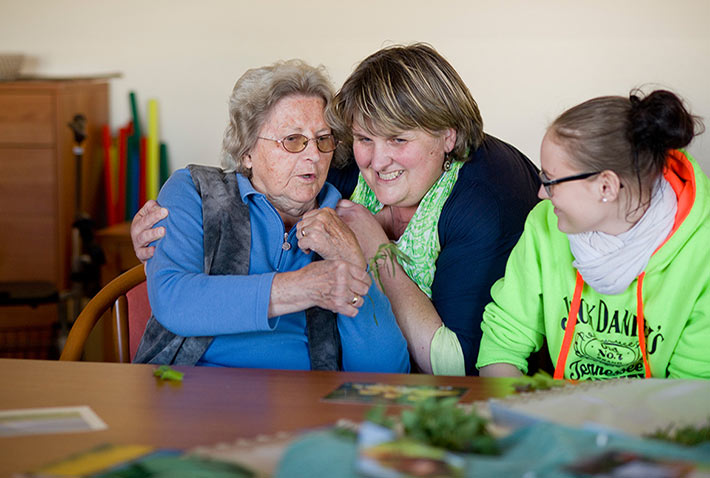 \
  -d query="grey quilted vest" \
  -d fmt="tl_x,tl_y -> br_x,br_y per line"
133,165 -> 341,369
